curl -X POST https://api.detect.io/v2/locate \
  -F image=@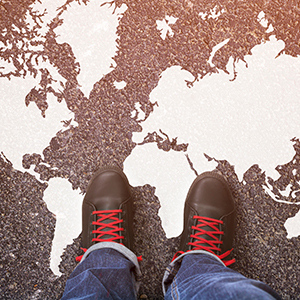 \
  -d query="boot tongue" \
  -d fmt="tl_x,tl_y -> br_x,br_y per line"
92,210 -> 123,244
92,196 -> 123,244
192,213 -> 222,255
